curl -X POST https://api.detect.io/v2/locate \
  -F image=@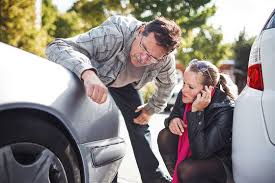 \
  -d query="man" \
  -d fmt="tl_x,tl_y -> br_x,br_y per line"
46,15 -> 181,183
